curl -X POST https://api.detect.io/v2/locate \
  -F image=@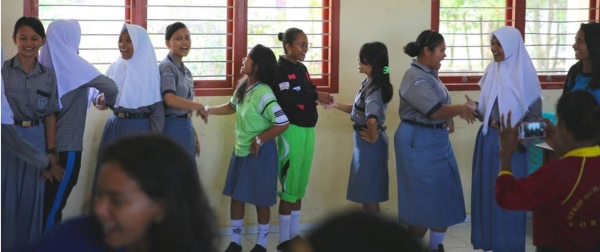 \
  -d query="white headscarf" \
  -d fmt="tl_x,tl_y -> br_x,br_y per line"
478,26 -> 542,135
106,24 -> 161,109
39,19 -> 102,109
2,48 -> 14,124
